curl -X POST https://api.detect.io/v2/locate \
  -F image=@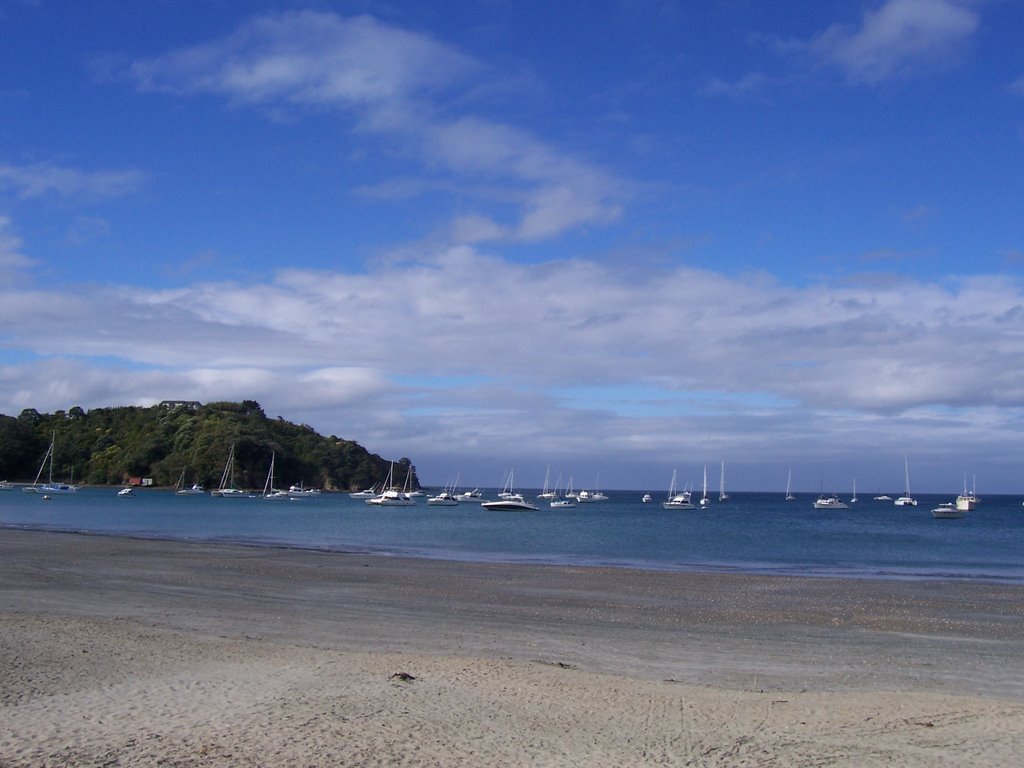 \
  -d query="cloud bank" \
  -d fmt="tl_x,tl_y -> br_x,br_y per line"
3,249 -> 1023,489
